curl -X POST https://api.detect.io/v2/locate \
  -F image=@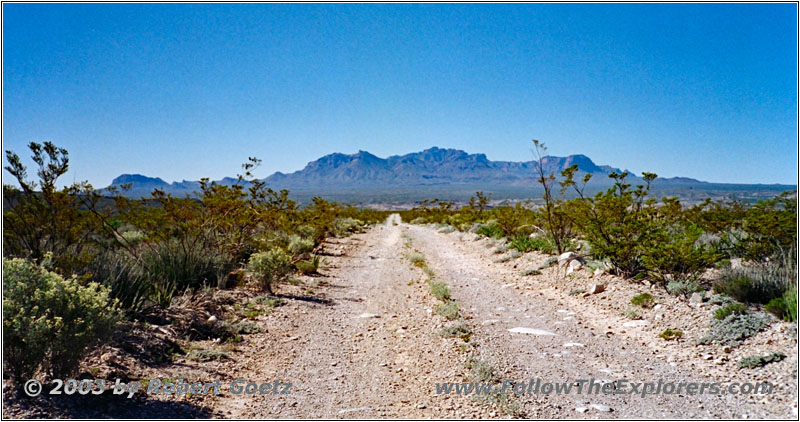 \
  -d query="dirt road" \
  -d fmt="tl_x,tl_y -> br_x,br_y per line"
200,215 -> 793,418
